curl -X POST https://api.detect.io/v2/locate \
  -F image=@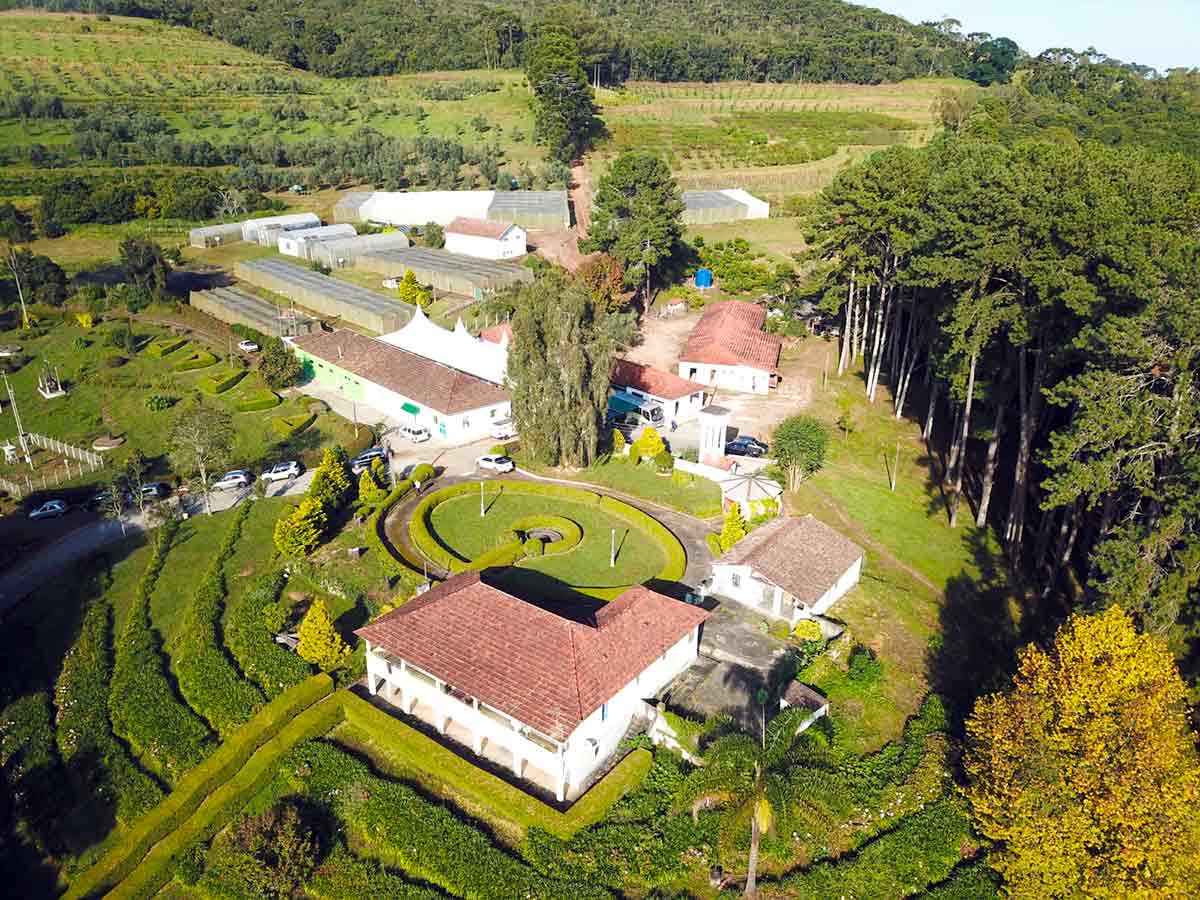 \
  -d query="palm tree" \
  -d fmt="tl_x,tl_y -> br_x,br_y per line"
676,705 -> 812,896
